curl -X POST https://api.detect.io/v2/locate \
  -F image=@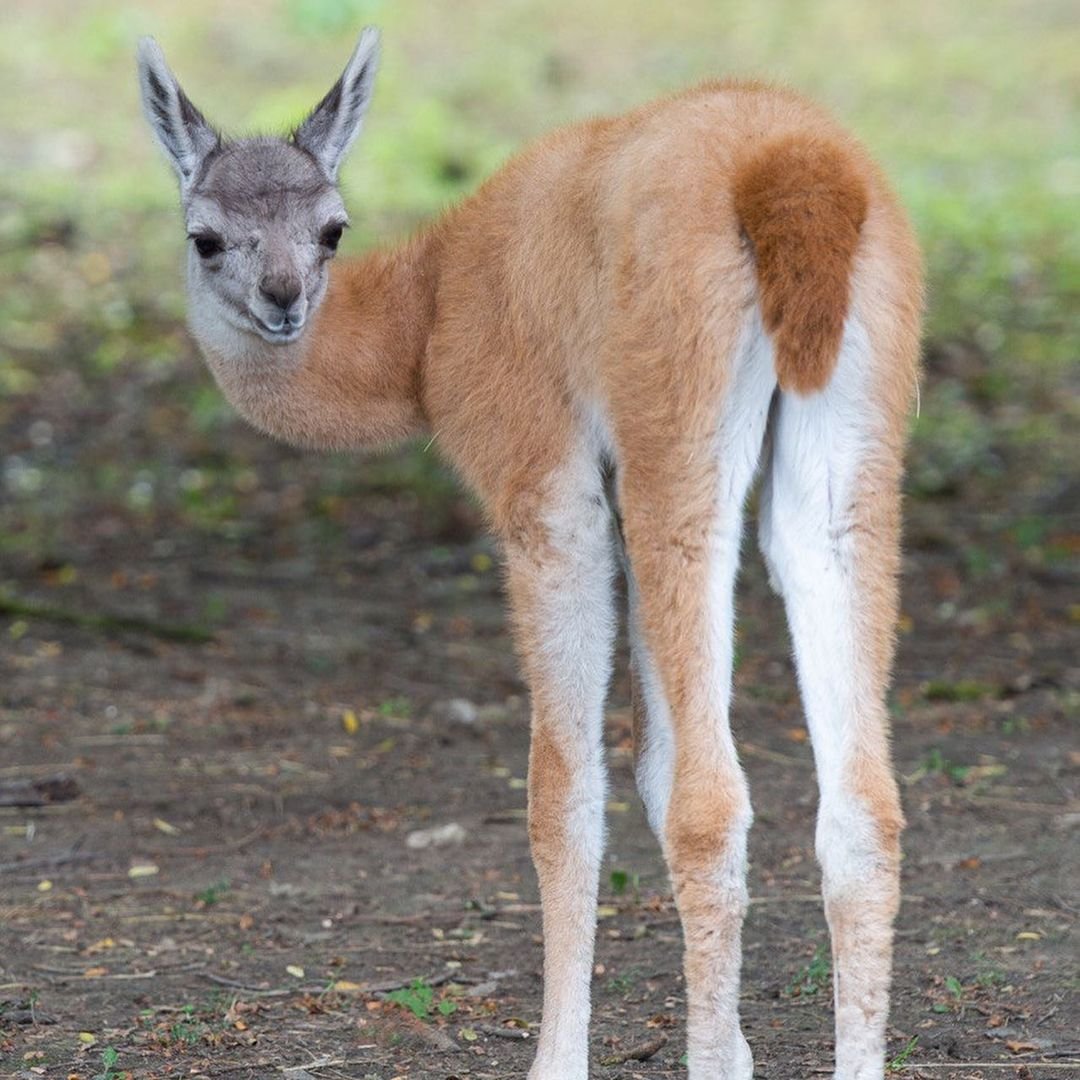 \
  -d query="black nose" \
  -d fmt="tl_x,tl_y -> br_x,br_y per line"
259,275 -> 301,313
